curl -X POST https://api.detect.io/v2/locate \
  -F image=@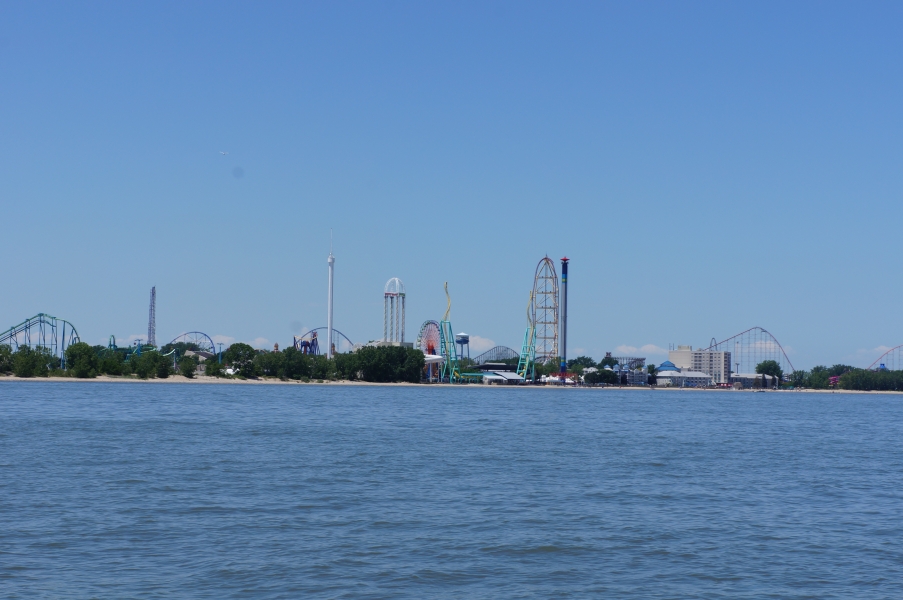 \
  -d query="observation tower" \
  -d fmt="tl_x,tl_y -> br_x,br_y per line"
383,278 -> 406,343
